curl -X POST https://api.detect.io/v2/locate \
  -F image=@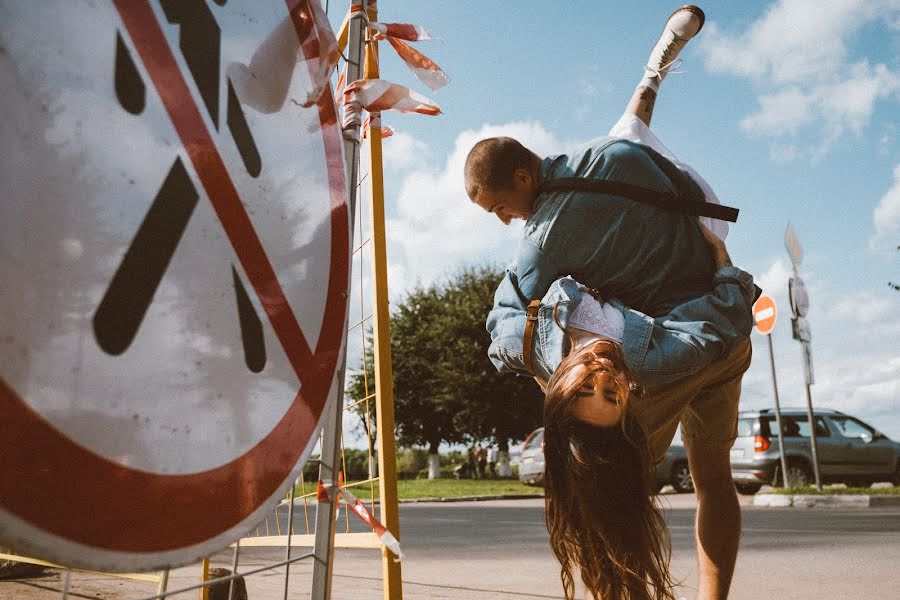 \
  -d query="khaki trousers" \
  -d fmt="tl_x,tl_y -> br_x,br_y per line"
634,340 -> 753,464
